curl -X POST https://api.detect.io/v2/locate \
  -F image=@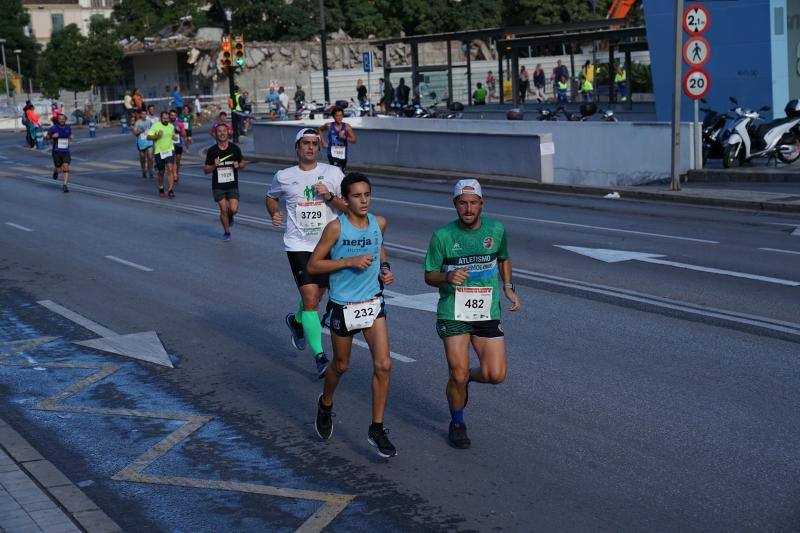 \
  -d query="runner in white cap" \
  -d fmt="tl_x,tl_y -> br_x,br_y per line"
266,128 -> 347,378
423,179 -> 520,449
